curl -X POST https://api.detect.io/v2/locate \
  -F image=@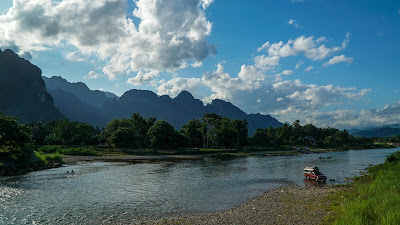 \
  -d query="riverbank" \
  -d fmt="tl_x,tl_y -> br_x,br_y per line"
139,185 -> 341,225
325,151 -> 400,224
